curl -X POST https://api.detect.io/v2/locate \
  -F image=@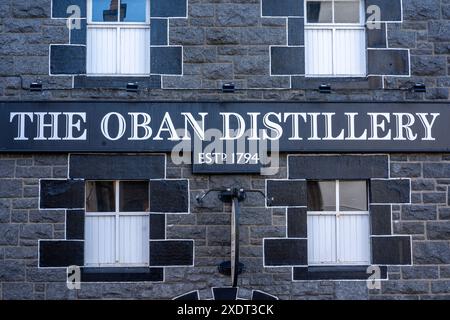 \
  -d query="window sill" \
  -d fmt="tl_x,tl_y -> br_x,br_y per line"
293,265 -> 388,281
80,267 -> 163,282
73,75 -> 161,89
292,76 -> 382,90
